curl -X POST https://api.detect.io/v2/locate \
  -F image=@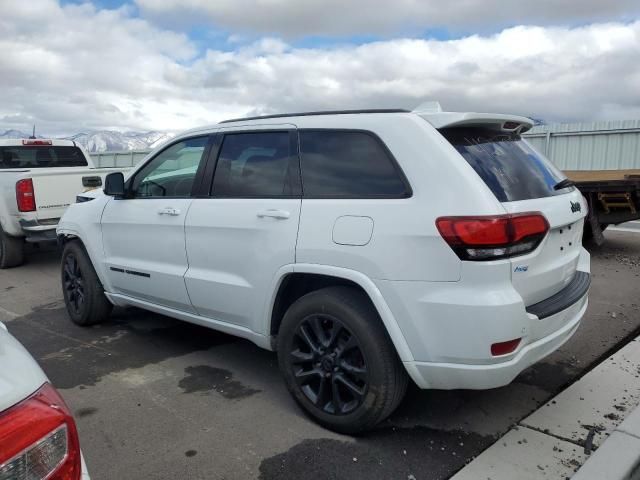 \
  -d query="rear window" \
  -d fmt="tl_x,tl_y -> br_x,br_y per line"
440,127 -> 571,202
299,130 -> 409,198
0,146 -> 88,169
